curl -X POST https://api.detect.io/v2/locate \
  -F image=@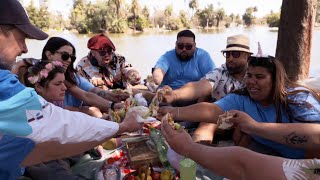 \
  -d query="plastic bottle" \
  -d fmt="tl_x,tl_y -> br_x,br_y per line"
149,128 -> 170,167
